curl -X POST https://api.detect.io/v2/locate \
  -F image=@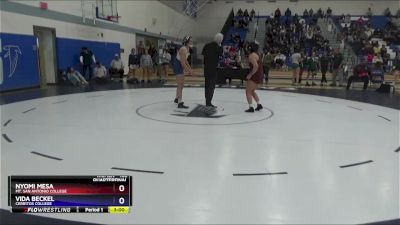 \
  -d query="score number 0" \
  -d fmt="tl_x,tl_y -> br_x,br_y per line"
118,184 -> 125,205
